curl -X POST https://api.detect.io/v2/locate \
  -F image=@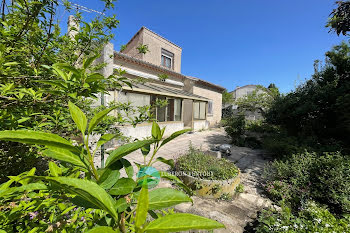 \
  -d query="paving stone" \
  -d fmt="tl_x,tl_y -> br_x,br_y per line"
102,128 -> 272,233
